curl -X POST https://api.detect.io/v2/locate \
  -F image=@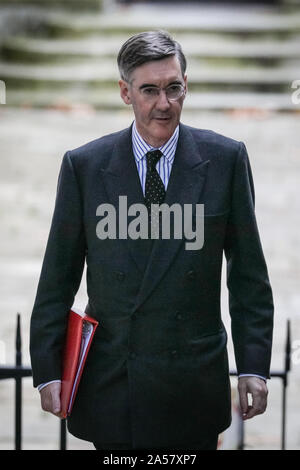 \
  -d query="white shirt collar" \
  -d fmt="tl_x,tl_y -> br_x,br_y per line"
132,120 -> 179,164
